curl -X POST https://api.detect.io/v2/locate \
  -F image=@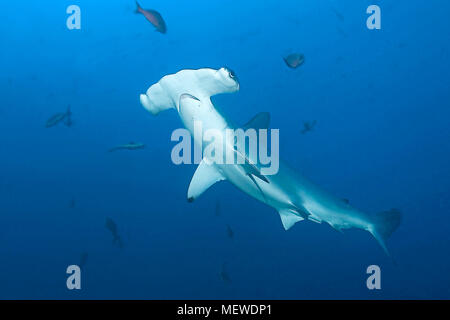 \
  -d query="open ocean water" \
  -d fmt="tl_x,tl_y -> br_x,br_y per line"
0,0 -> 449,299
